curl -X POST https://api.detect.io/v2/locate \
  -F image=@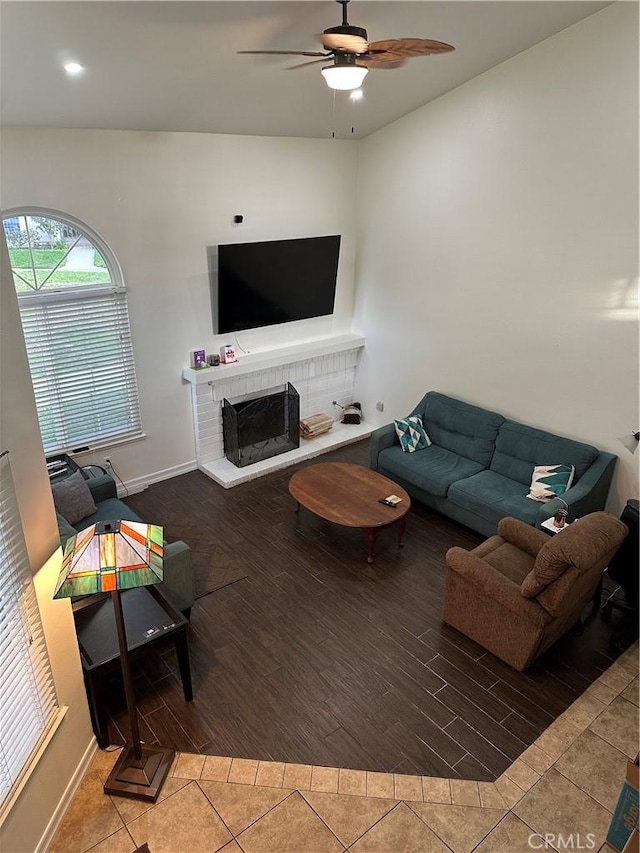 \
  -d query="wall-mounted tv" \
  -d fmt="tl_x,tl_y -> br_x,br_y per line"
216,235 -> 341,335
